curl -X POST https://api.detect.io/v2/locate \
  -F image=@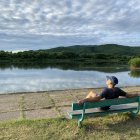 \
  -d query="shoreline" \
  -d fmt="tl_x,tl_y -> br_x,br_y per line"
0,85 -> 140,95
